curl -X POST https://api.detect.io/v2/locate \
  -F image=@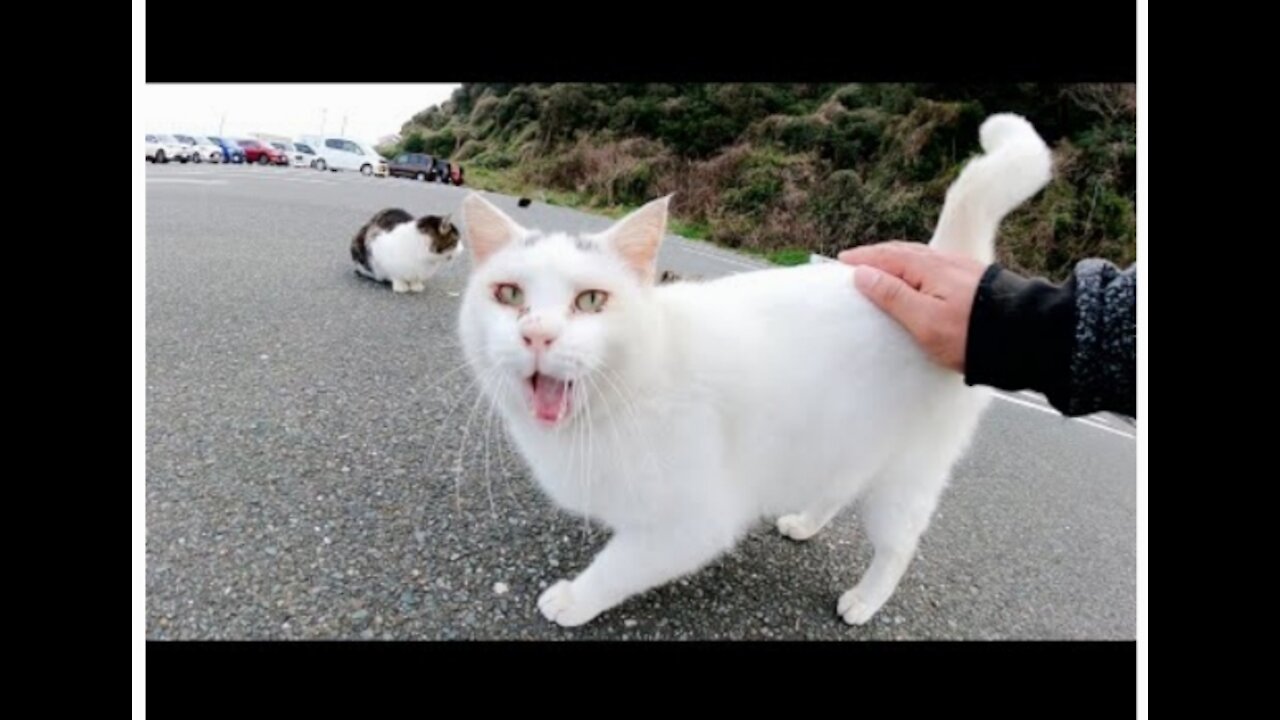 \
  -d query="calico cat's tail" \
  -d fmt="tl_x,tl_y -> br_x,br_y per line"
929,114 -> 1053,264
353,266 -> 389,285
